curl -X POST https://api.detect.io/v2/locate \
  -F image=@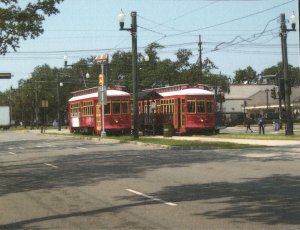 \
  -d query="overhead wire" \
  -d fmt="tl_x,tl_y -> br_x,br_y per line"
138,1 -> 218,32
1,0 -> 297,62
211,17 -> 279,51
153,0 -> 295,40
